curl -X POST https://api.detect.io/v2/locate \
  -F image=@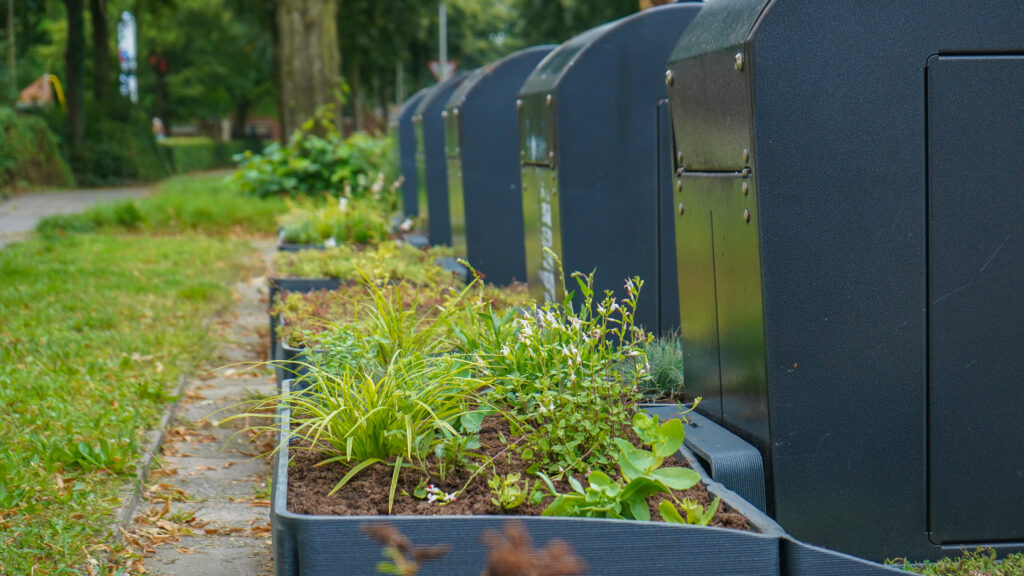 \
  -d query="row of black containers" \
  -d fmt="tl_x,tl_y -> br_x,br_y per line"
390,0 -> 1024,567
